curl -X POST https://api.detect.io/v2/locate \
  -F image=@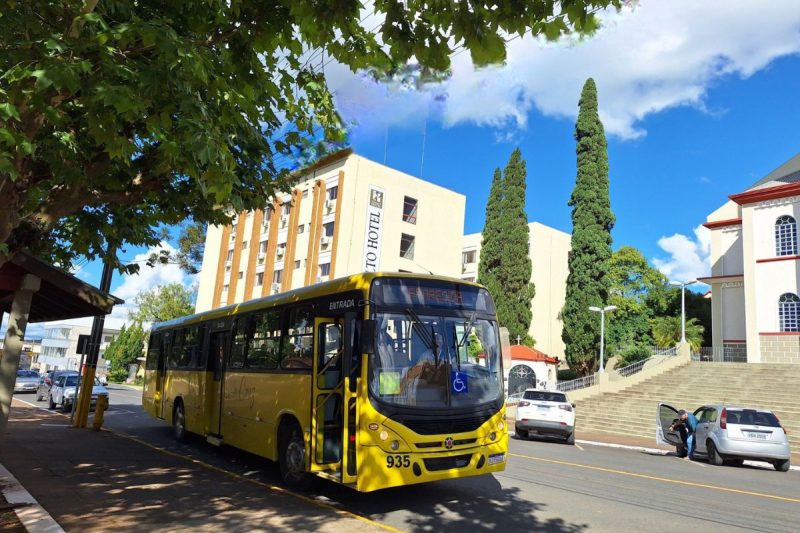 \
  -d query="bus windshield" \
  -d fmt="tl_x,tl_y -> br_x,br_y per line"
369,312 -> 502,408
